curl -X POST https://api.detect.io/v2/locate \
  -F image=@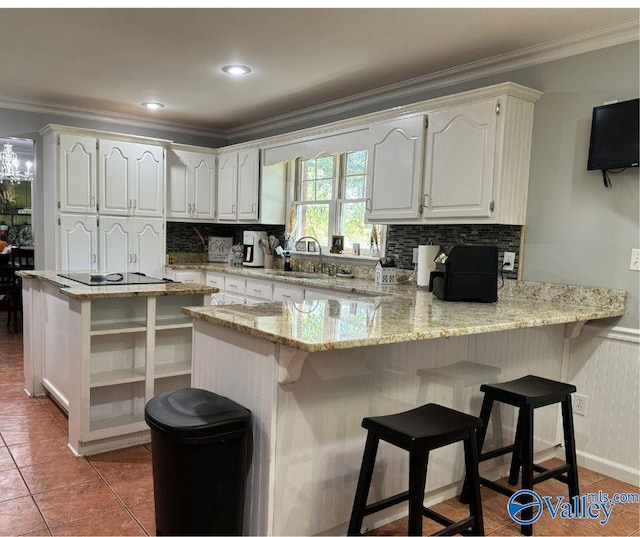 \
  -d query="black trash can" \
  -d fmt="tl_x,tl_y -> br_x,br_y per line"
145,388 -> 252,536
